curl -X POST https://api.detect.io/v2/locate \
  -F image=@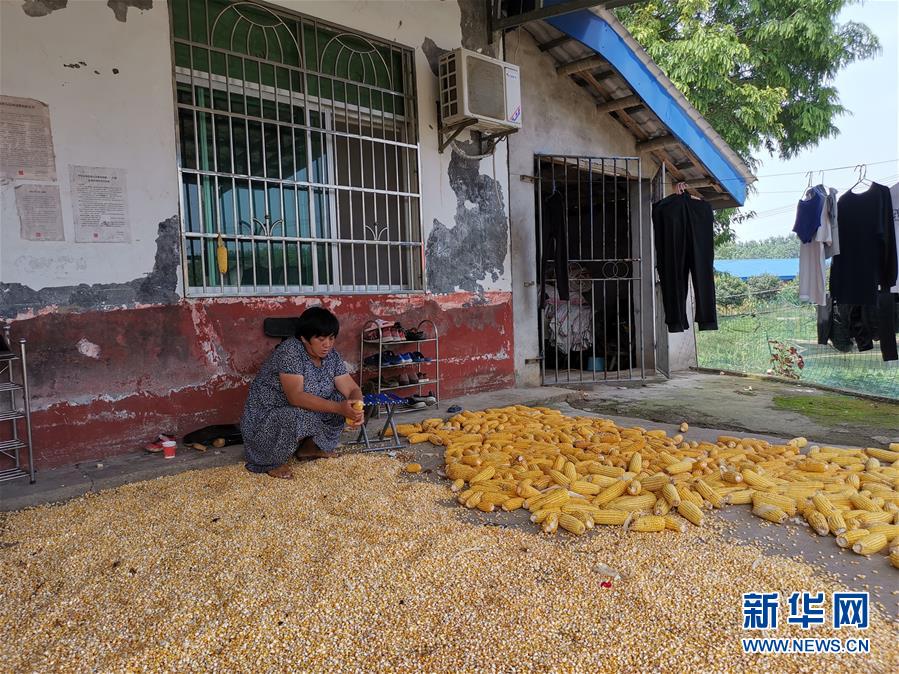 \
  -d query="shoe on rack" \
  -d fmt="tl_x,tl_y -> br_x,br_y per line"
409,392 -> 436,406
381,376 -> 400,388
405,328 -> 425,341
407,372 -> 419,385
405,399 -> 427,409
397,373 -> 410,386
411,351 -> 431,362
